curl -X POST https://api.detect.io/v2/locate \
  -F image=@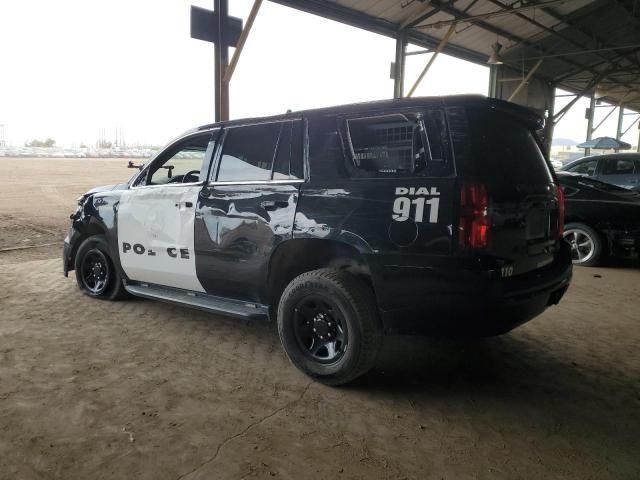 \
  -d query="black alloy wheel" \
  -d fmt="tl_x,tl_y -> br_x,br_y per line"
563,222 -> 603,266
293,295 -> 348,364
277,268 -> 382,386
80,249 -> 110,295
74,235 -> 128,300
